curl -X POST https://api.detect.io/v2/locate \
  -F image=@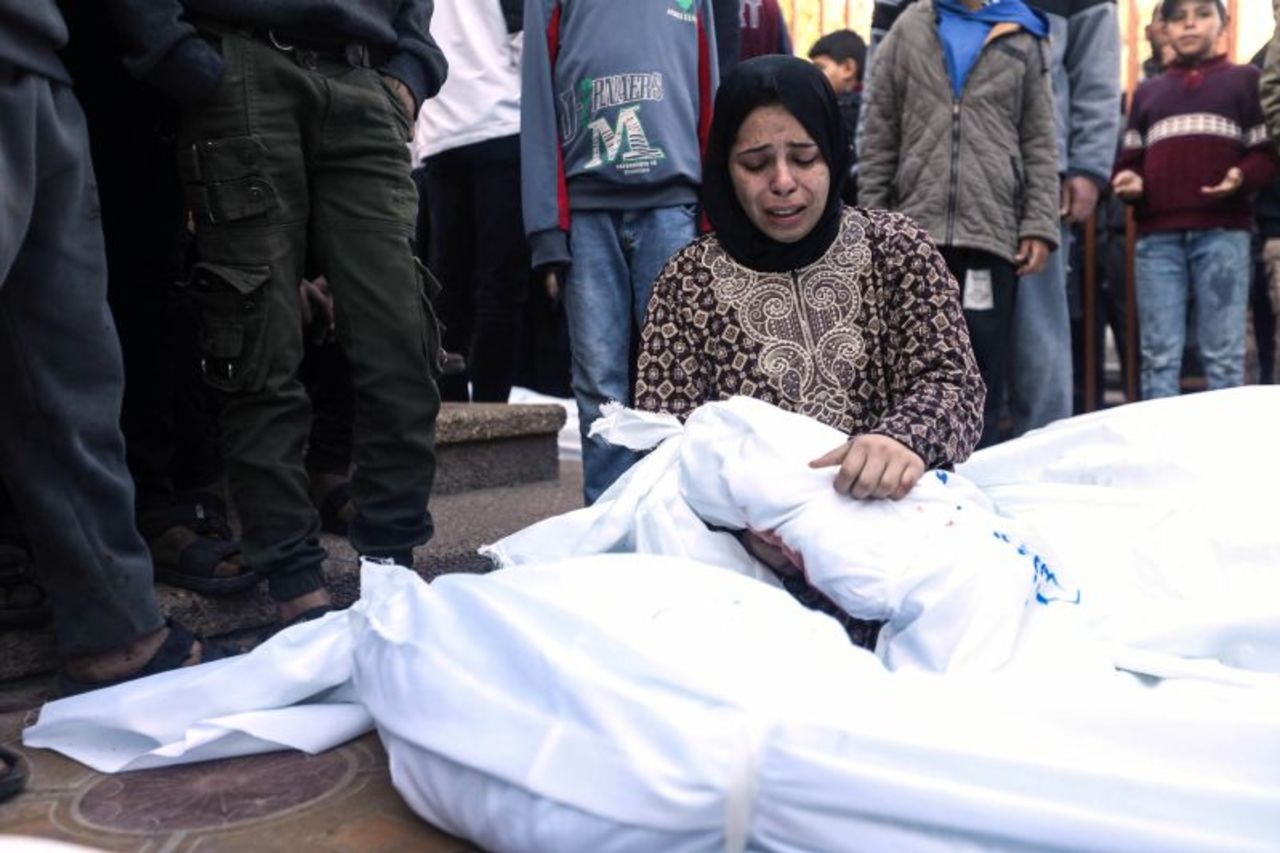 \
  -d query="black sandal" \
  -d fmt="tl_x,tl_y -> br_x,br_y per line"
139,504 -> 257,596
58,618 -> 238,697
0,542 -> 50,629
0,745 -> 26,803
